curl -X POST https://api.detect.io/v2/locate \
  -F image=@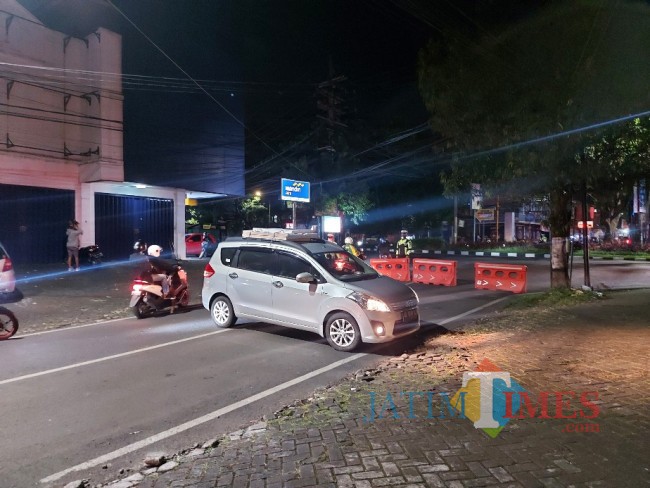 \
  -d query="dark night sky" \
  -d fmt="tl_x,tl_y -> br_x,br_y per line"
19,0 -> 437,194
111,0 -> 434,194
